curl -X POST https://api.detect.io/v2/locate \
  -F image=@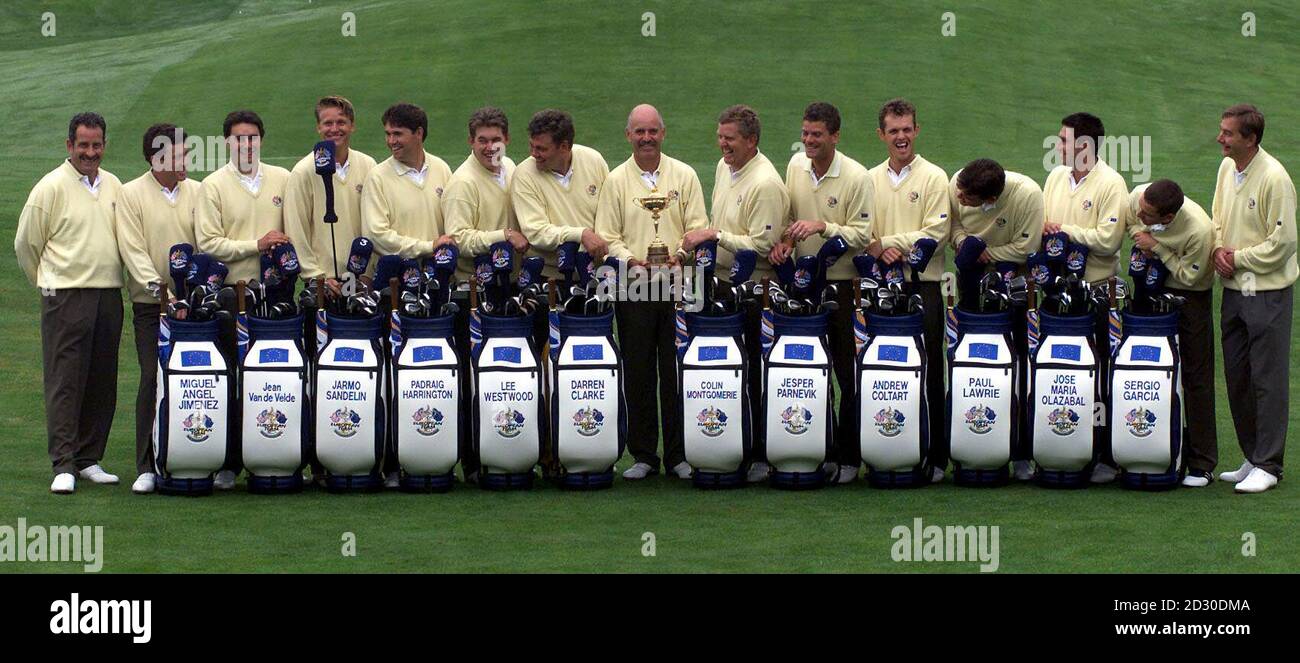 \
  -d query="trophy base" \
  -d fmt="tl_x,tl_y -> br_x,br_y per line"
646,244 -> 671,267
